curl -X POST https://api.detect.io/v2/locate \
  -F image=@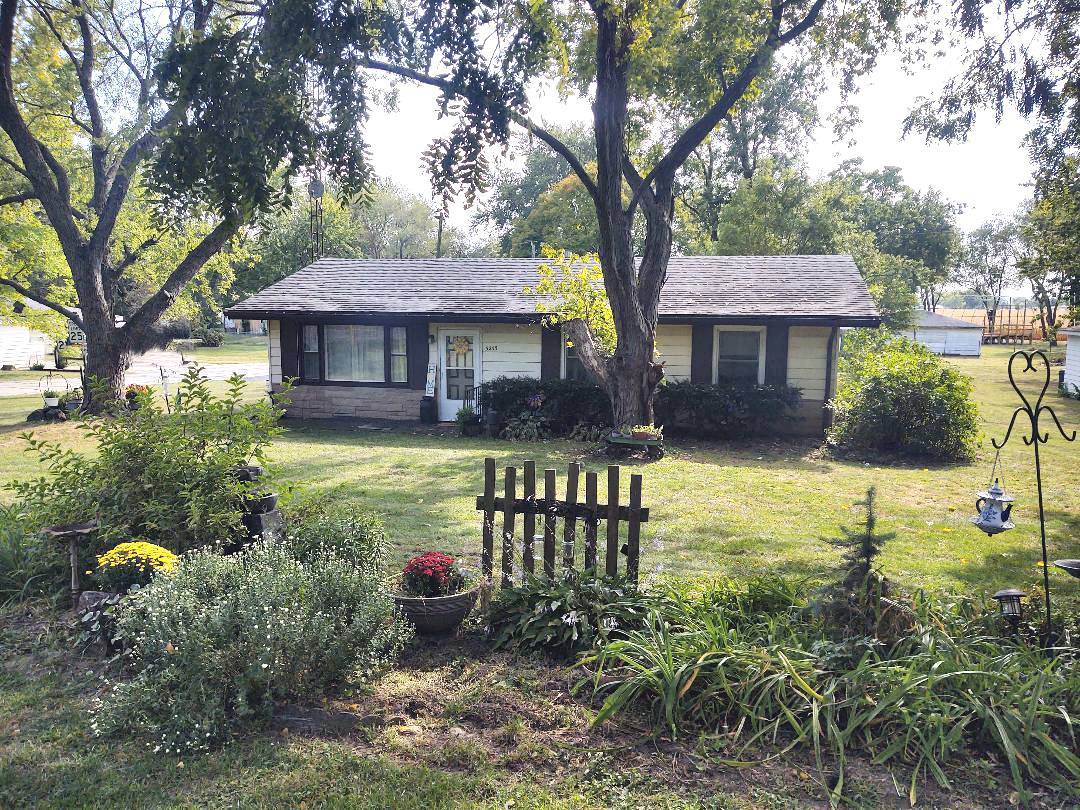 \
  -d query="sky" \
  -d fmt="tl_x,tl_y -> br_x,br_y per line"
363,46 -> 1035,237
